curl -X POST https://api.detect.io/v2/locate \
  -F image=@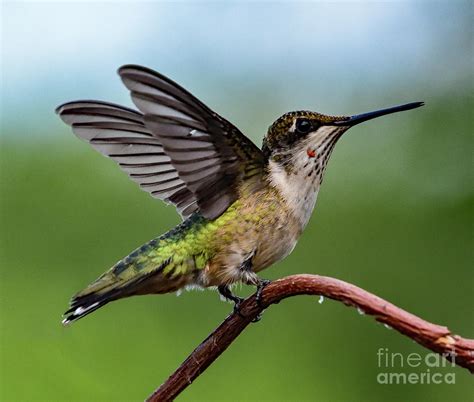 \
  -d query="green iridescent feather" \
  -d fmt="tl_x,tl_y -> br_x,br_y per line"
73,202 -> 242,300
